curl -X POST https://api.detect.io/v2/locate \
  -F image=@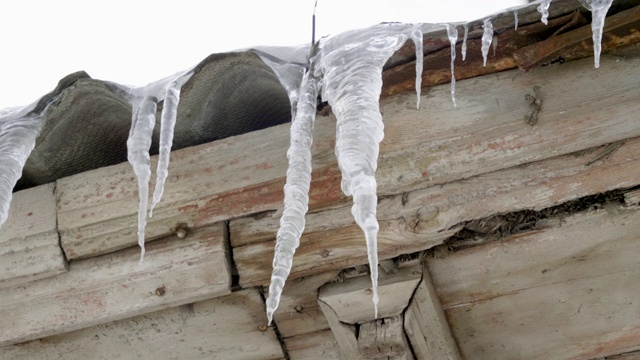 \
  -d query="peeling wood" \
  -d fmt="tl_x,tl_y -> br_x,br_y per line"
0,224 -> 230,346
318,265 -> 422,324
0,183 -> 67,289
404,265 -> 462,360
358,315 -> 414,360
429,207 -> 640,359
0,289 -> 282,360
